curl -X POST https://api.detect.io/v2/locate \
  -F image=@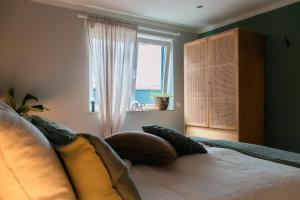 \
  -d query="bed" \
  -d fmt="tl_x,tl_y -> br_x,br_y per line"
2,98 -> 299,200
130,144 -> 300,200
